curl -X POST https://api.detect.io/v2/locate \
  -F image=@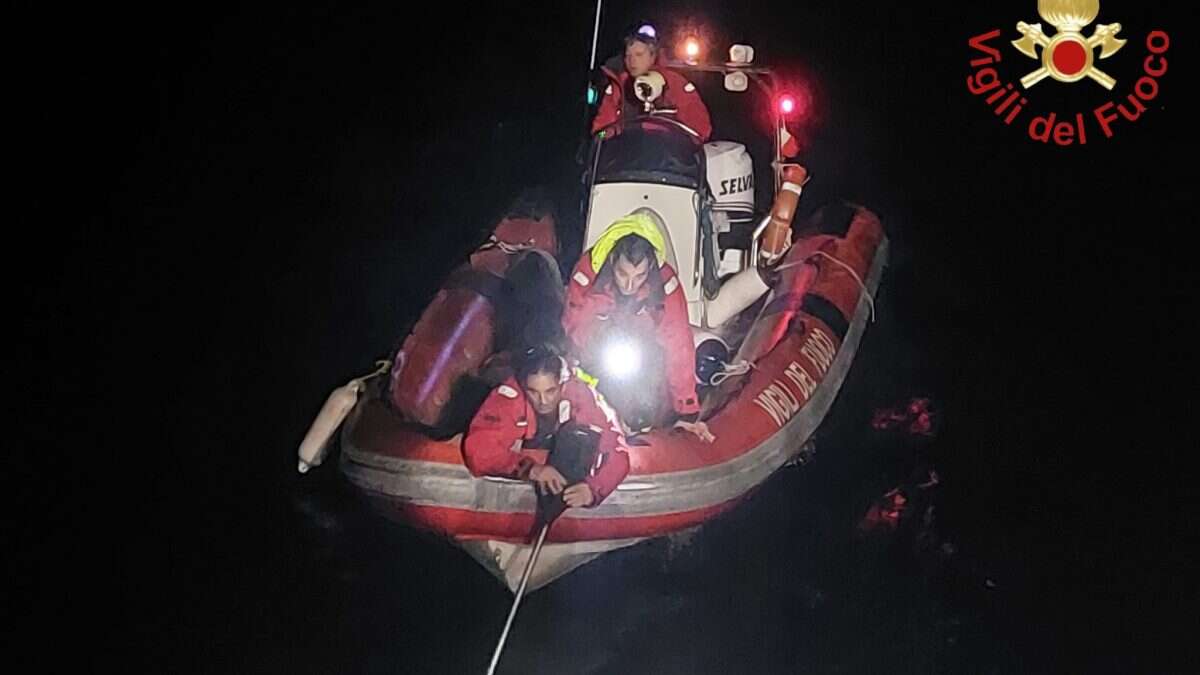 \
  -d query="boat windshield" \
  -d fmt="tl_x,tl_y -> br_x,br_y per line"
594,118 -> 702,190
